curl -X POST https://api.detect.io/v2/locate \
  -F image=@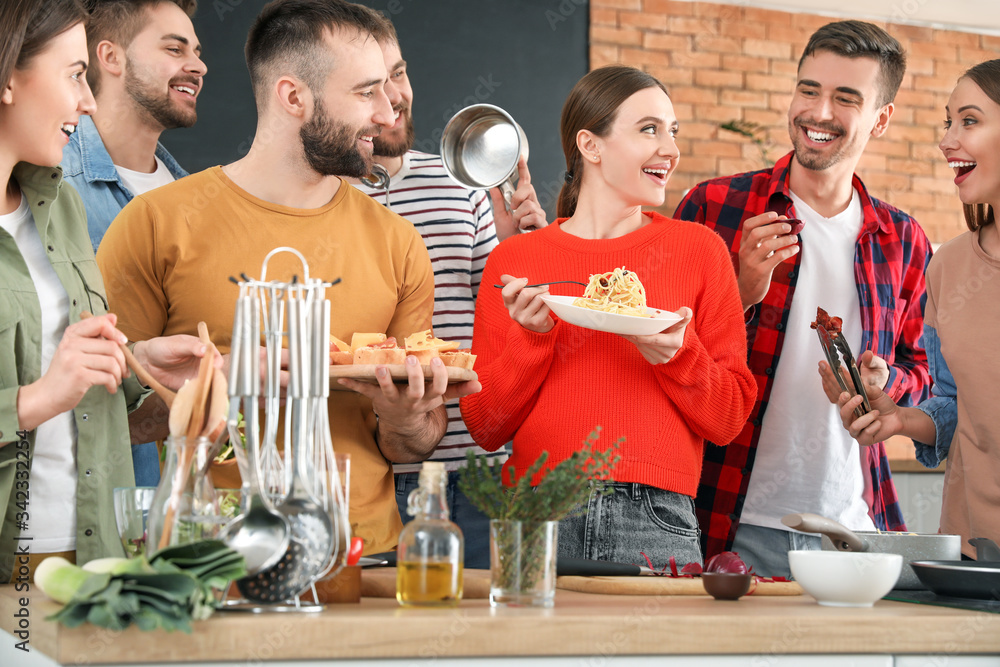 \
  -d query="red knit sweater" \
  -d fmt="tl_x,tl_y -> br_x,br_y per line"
460,213 -> 756,496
